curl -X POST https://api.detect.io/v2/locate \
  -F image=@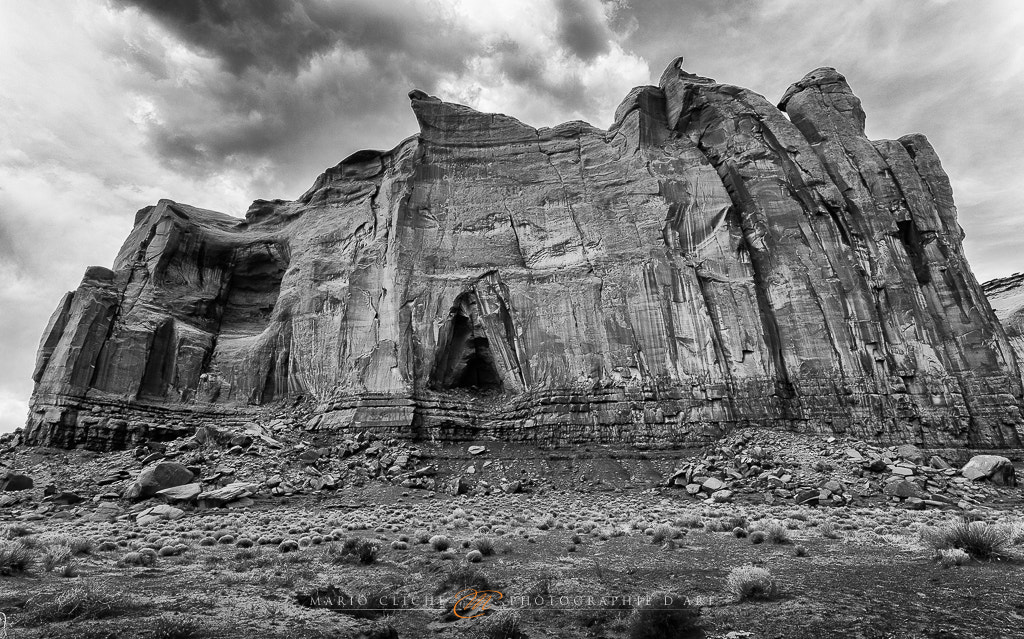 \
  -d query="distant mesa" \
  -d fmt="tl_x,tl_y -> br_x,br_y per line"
21,58 -> 1024,451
